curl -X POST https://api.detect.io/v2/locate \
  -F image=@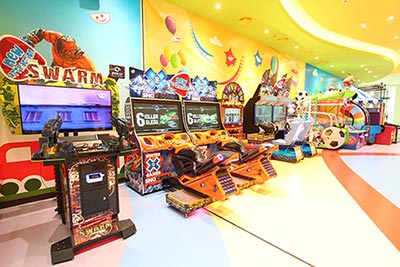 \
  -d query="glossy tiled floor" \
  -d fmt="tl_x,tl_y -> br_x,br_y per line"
0,143 -> 399,267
